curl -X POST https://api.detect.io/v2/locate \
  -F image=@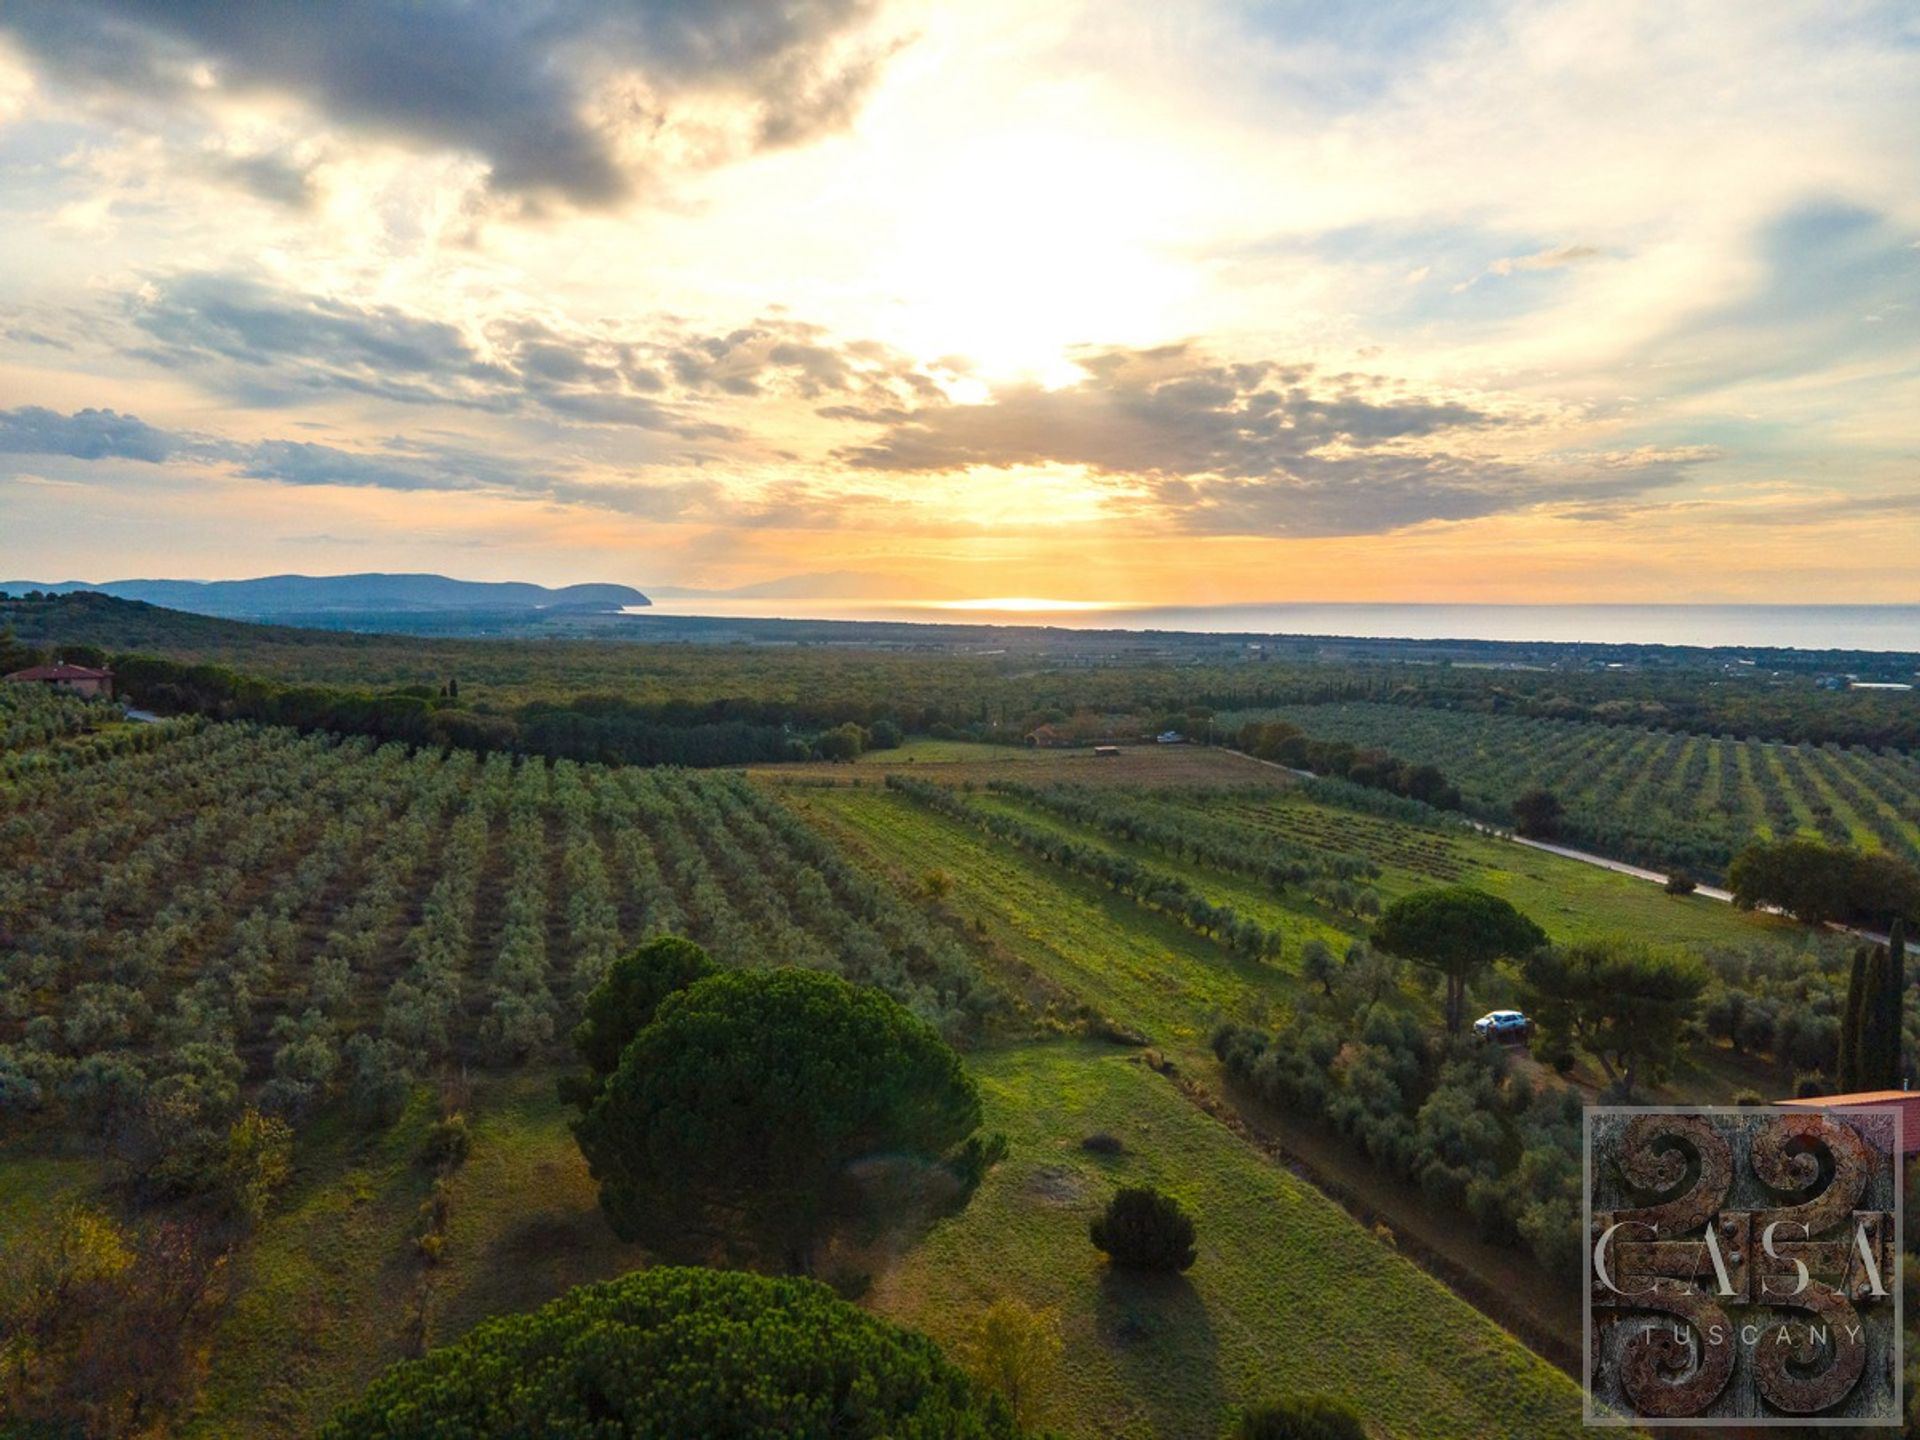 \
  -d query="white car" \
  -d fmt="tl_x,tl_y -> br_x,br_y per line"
1473,1010 -> 1532,1043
